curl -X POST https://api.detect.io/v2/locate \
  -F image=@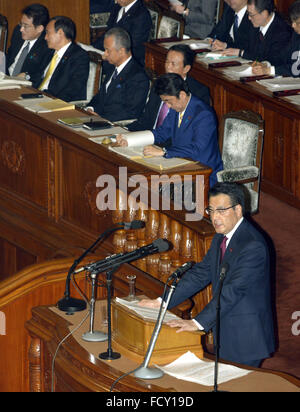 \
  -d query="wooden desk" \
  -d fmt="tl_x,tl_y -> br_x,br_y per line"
25,303 -> 300,392
145,42 -> 300,211
0,87 -> 214,390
